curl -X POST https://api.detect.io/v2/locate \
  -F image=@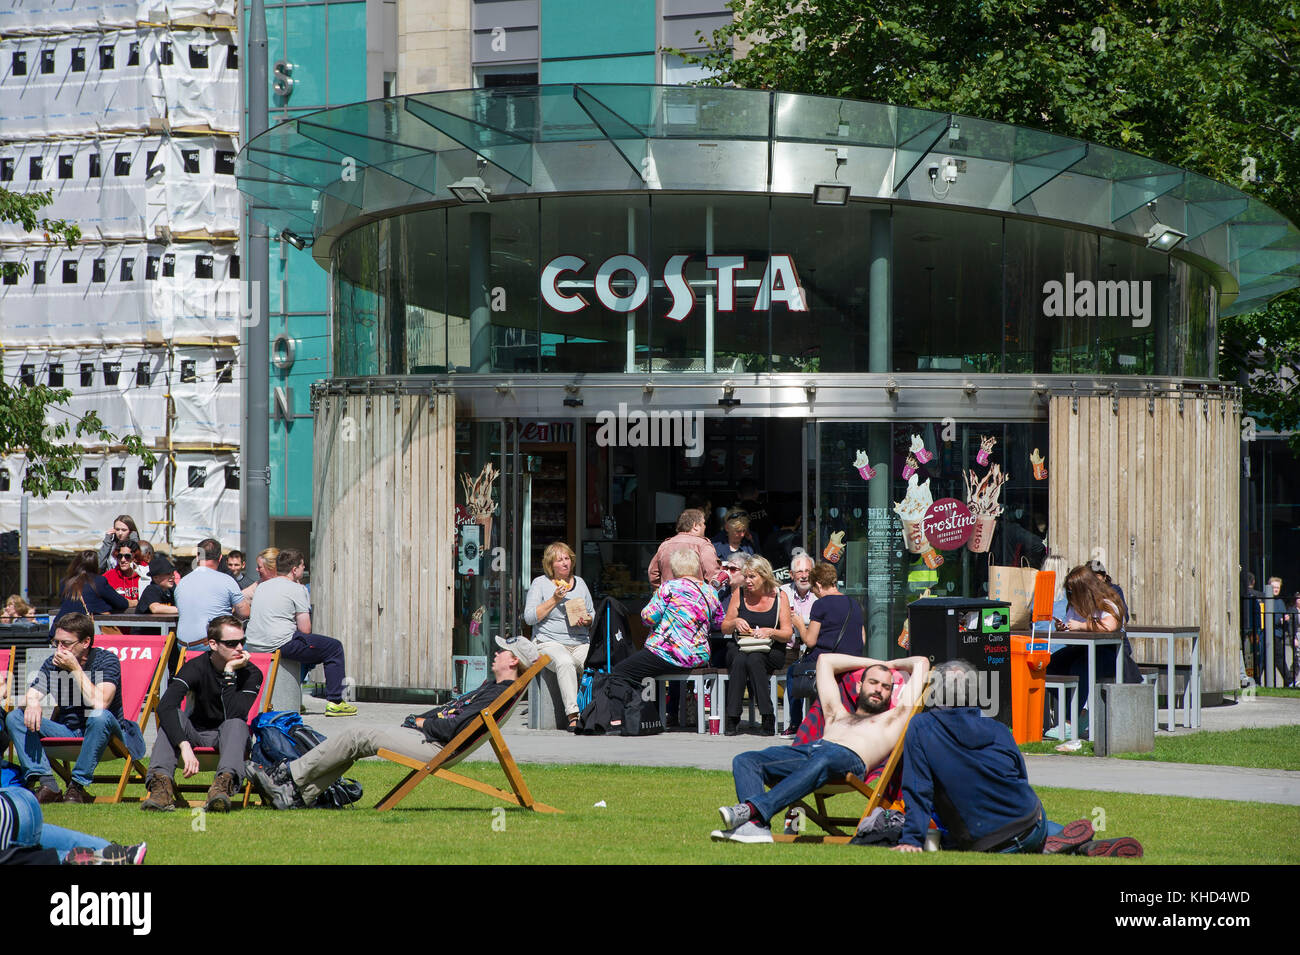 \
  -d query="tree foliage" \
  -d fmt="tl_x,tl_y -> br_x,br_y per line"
0,187 -> 155,496
681,0 -> 1300,443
